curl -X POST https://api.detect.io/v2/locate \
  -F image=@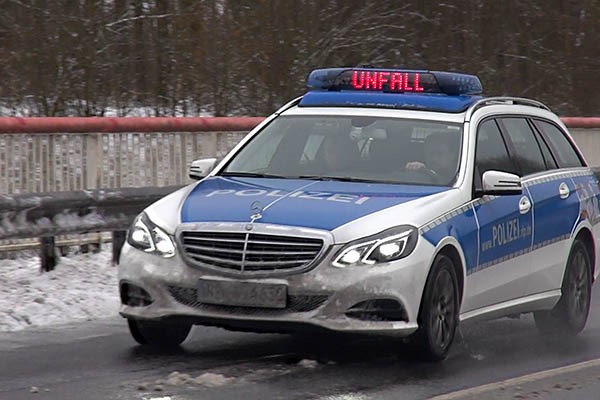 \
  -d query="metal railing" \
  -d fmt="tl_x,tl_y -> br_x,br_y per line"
0,117 -> 264,194
1,116 -> 599,270
0,117 -> 263,268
